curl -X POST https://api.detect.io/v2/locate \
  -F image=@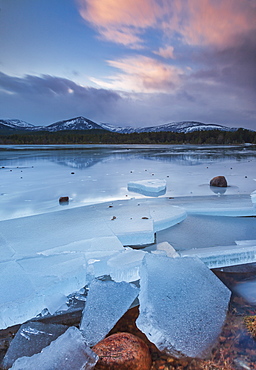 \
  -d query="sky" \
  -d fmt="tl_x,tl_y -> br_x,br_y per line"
0,0 -> 256,130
